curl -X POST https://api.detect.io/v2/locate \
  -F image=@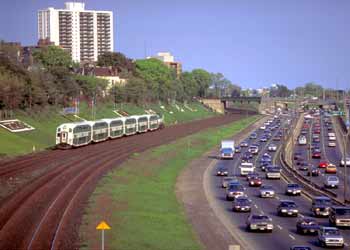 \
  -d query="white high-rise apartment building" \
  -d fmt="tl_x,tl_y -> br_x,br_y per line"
38,2 -> 113,62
